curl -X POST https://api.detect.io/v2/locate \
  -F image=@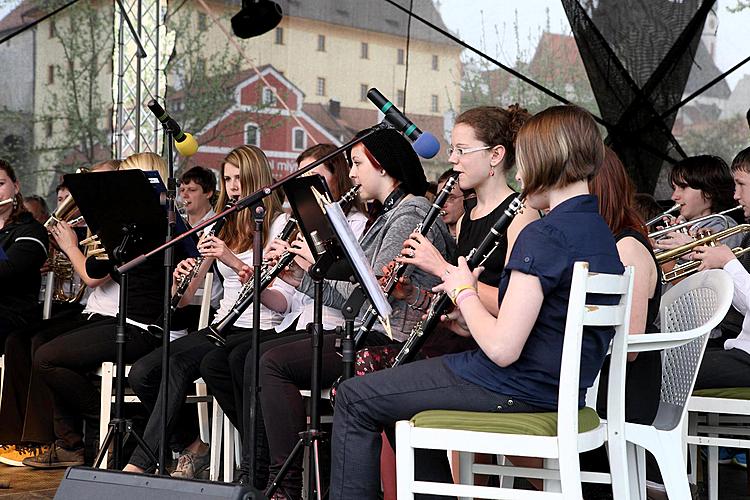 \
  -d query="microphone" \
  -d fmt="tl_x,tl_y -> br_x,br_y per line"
146,100 -> 199,157
367,88 -> 441,159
